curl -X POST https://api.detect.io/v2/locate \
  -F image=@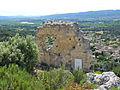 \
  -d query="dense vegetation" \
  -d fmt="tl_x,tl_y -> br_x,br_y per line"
0,19 -> 41,41
0,64 -> 76,89
0,34 -> 38,72
90,55 -> 120,76
0,64 -> 43,89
